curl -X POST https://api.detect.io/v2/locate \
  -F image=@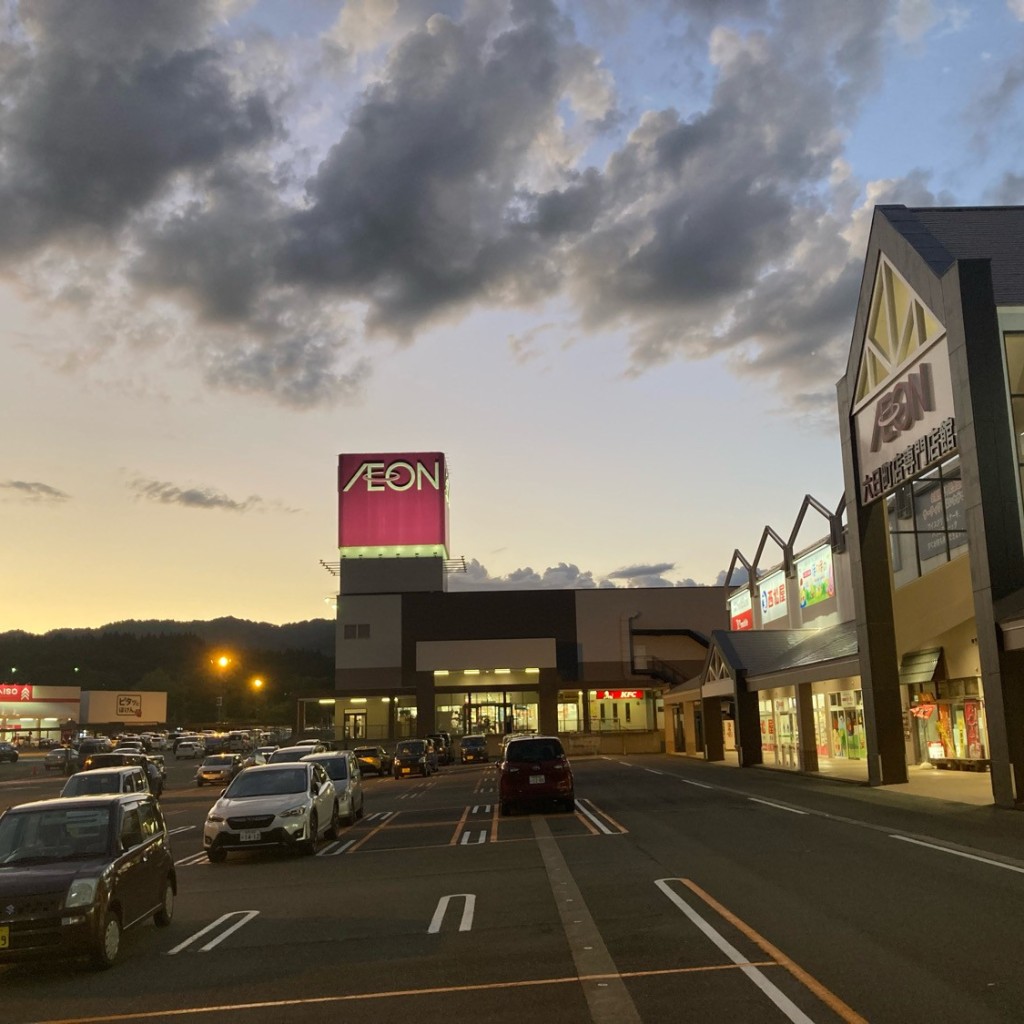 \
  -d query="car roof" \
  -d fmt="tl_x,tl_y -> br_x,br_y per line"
236,762 -> 310,773
301,751 -> 349,761
73,765 -> 144,776
6,792 -> 148,813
